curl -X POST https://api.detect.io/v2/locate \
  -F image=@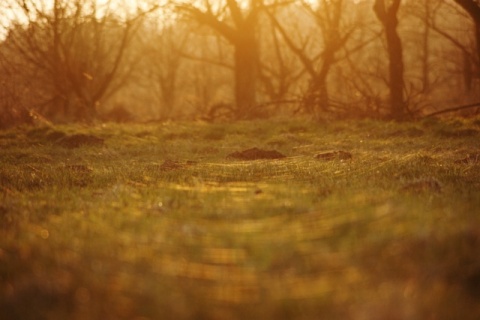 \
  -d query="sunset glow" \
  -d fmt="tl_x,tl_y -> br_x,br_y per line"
1,0 -> 479,318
